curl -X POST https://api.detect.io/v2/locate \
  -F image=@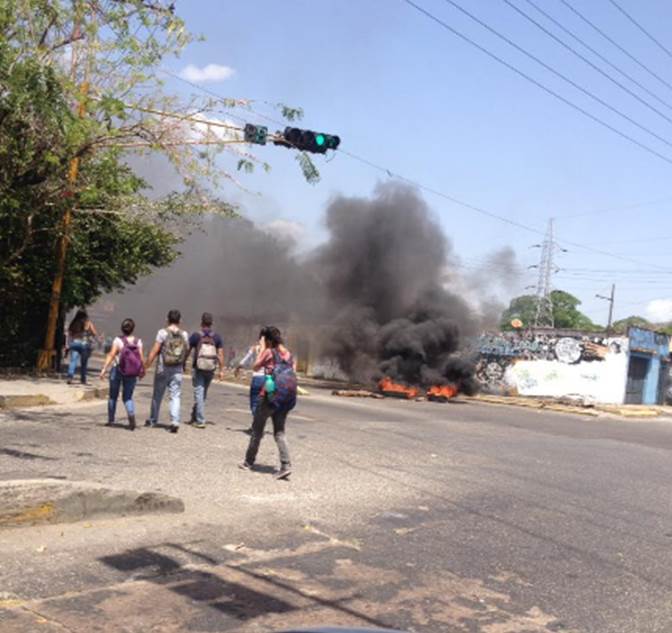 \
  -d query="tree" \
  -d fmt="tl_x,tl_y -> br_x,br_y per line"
611,316 -> 654,335
0,1 -> 316,367
499,295 -> 537,330
0,50 -> 180,365
500,290 -> 600,331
